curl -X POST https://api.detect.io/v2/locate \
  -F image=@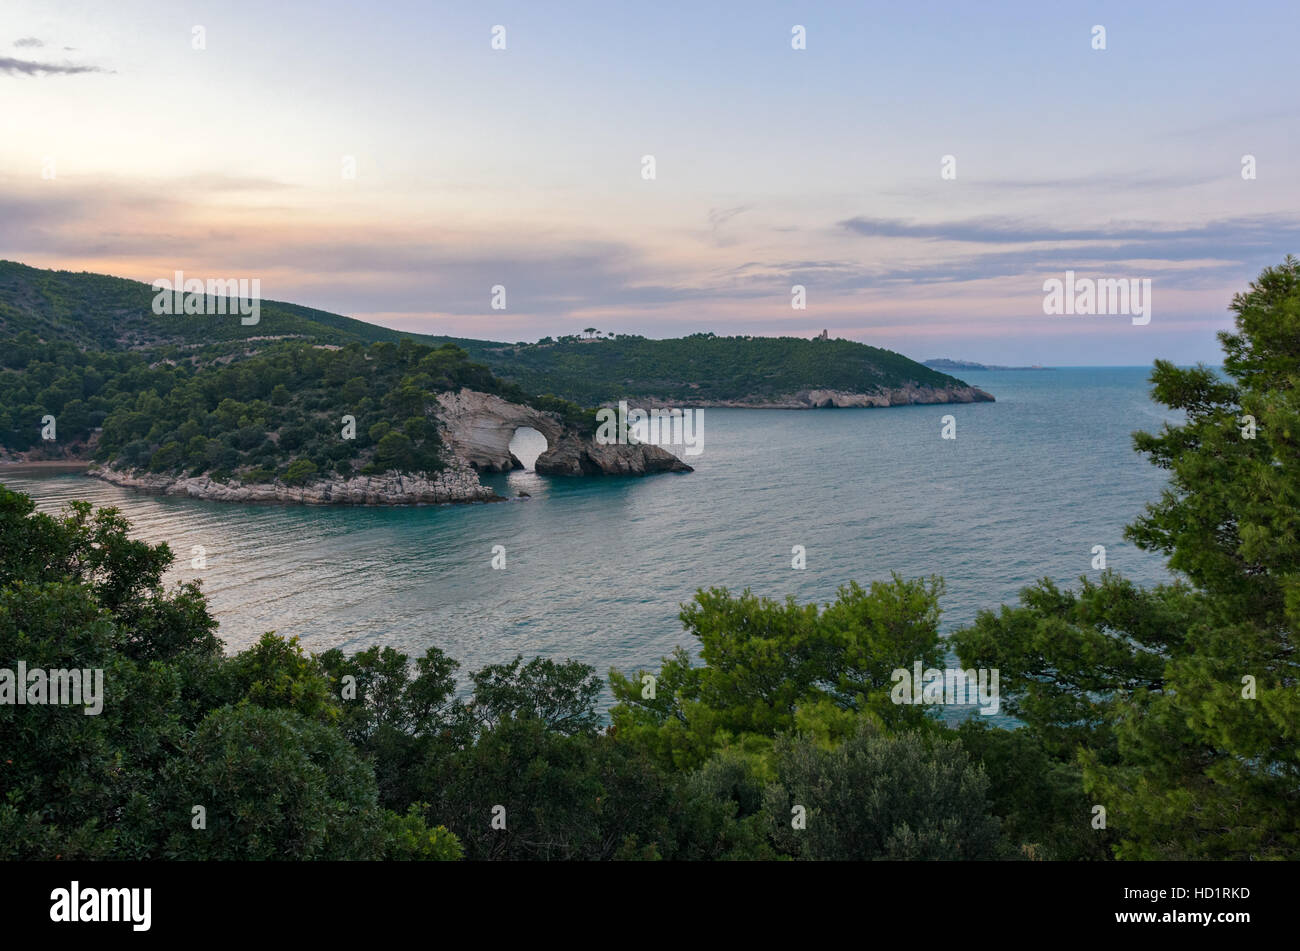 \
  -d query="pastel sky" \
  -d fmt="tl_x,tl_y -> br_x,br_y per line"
2,0 -> 1297,364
